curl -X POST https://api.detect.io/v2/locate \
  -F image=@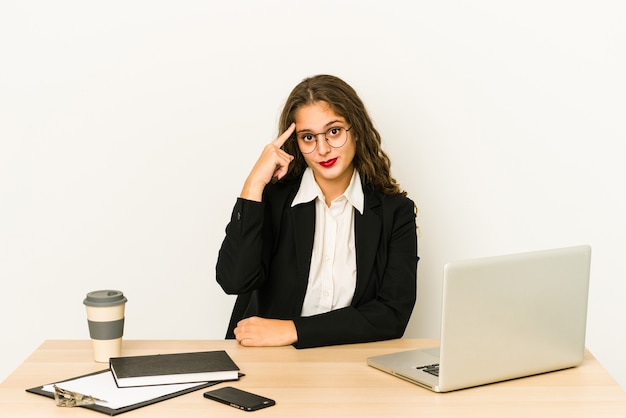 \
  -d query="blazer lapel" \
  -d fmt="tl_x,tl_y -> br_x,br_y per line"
354,189 -> 382,303
291,201 -> 315,293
